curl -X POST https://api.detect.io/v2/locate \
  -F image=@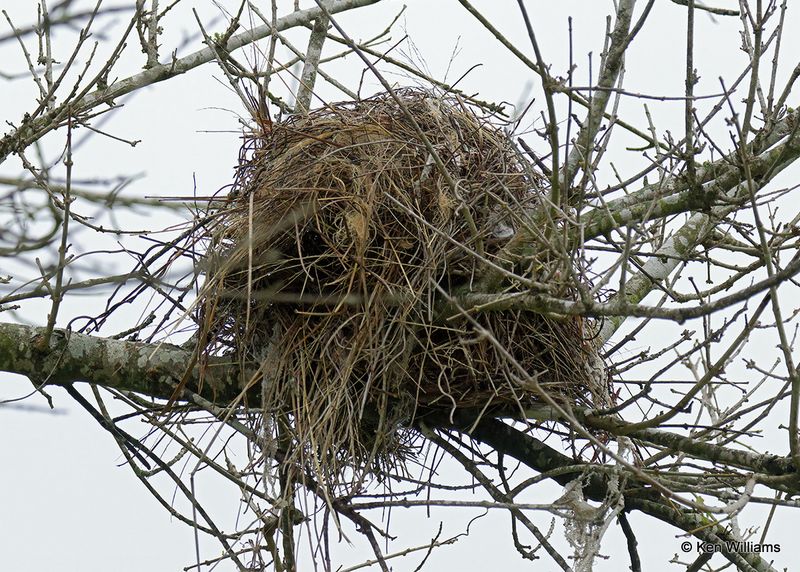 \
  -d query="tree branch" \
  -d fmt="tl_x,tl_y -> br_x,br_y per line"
0,0 -> 381,165
0,322 -> 246,404
462,417 -> 779,572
